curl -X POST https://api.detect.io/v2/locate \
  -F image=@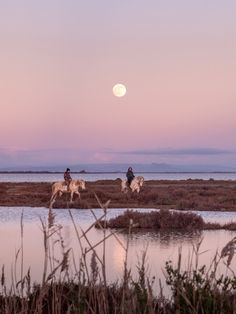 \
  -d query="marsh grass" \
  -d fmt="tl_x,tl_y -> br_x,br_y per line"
97,209 -> 236,231
96,209 -> 205,230
1,198 -> 236,313
165,238 -> 236,314
4,179 -> 236,211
